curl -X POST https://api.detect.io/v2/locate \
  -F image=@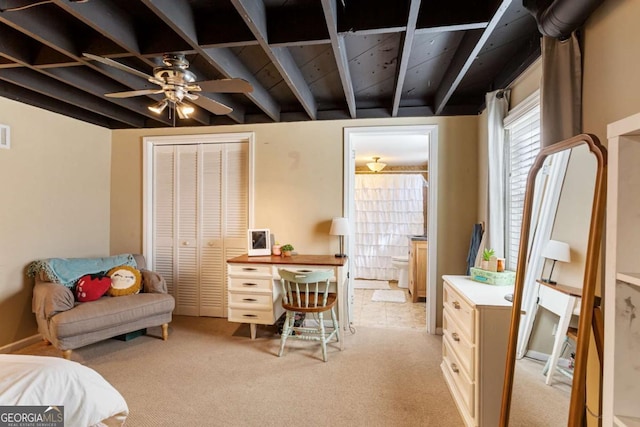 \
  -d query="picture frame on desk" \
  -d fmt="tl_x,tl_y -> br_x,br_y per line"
248,229 -> 271,256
